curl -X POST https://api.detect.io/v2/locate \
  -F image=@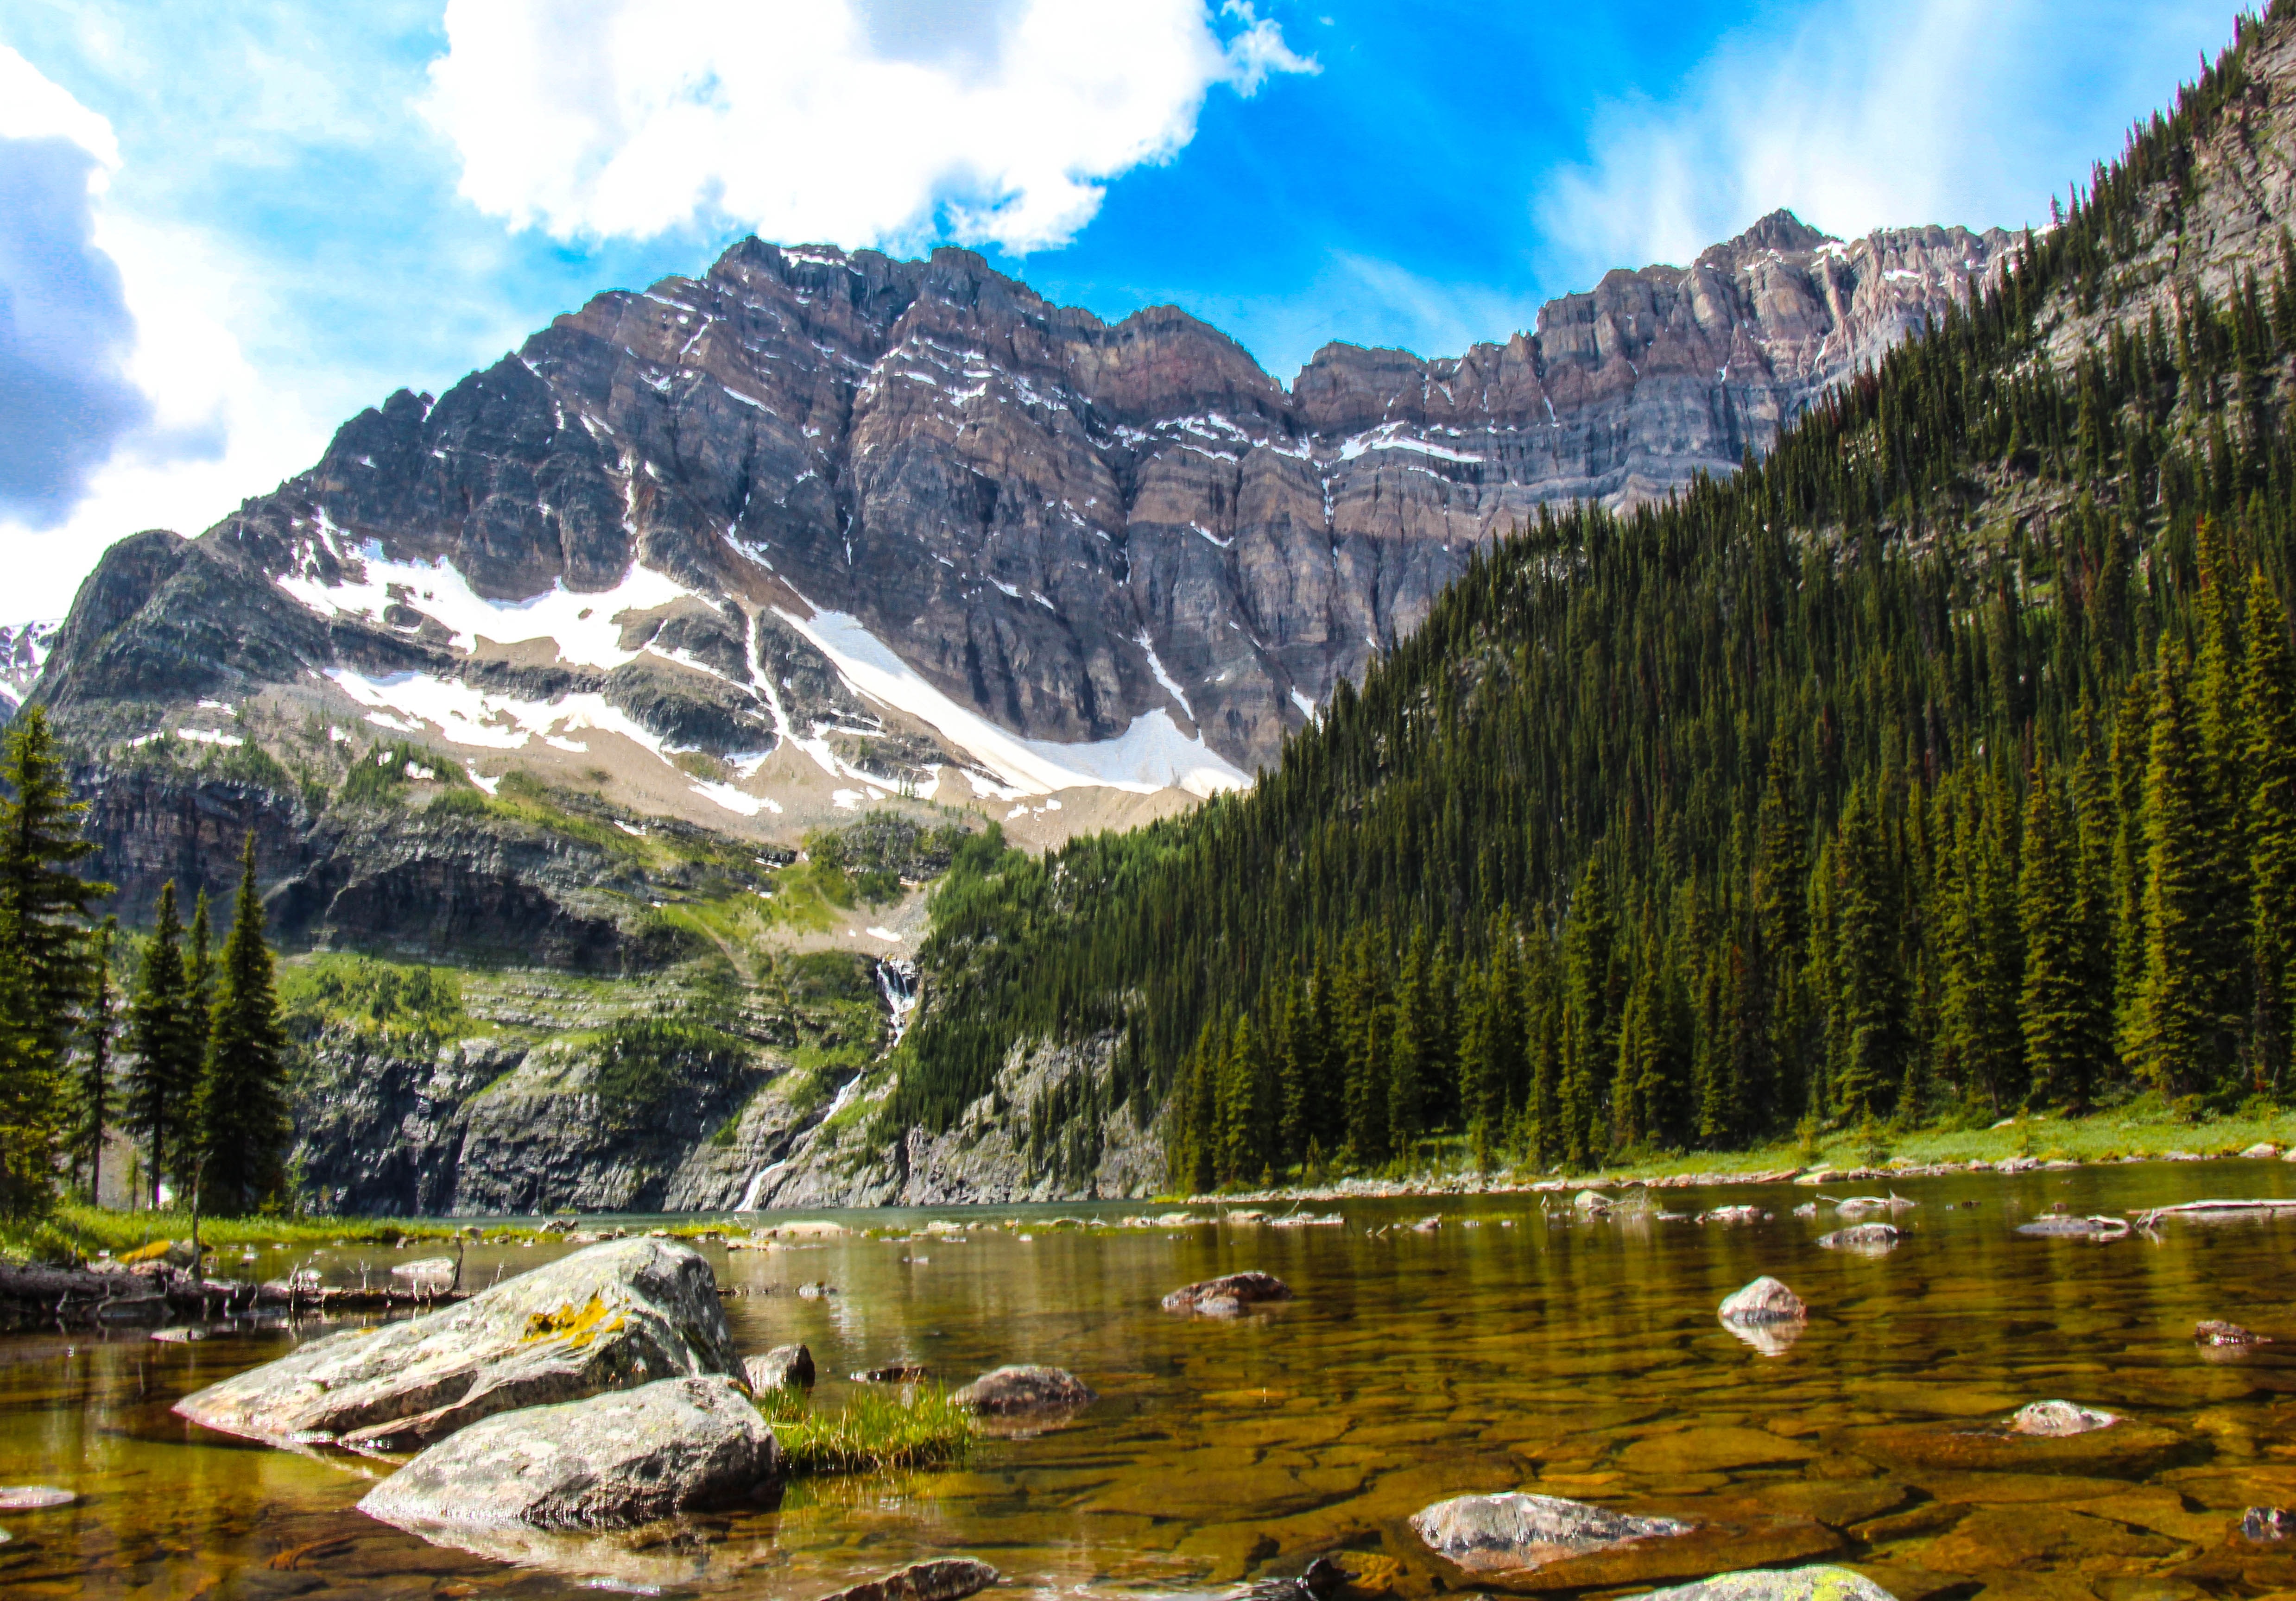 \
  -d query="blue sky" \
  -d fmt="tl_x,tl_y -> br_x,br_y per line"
0,0 -> 2245,614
